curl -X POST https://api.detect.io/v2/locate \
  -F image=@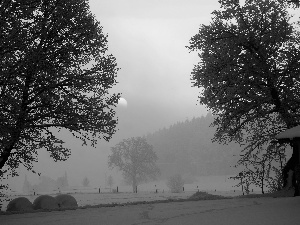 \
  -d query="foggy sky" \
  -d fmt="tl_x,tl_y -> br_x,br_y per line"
8,0 -> 222,191
94,0 -> 218,136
